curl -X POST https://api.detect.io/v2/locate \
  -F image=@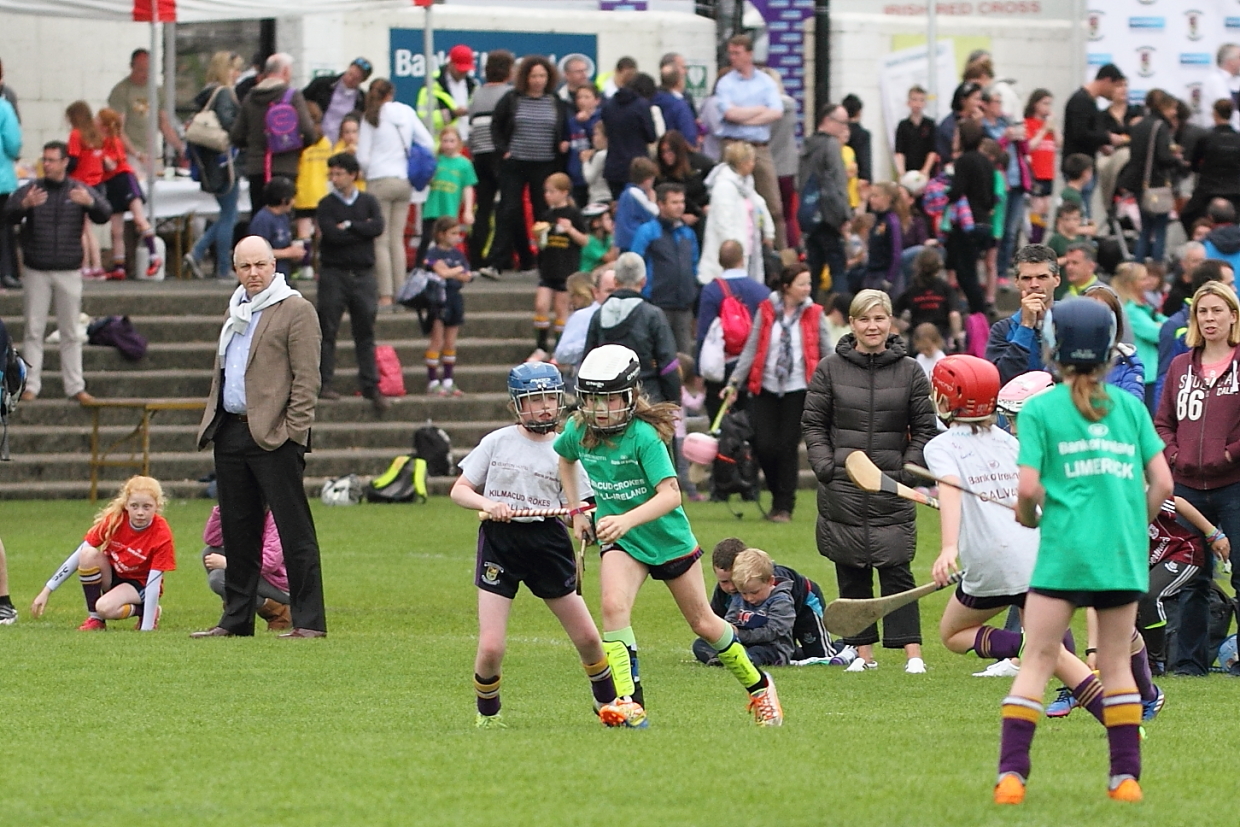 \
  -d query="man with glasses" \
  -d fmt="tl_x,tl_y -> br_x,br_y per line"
4,141 -> 111,403
985,244 -> 1062,385
303,57 -> 373,145
192,235 -> 327,639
